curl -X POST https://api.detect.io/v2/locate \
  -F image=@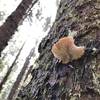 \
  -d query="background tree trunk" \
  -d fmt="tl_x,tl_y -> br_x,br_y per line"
17,0 -> 100,100
0,42 -> 25,91
0,0 -> 38,53
0,0 -> 38,99
7,47 -> 35,100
